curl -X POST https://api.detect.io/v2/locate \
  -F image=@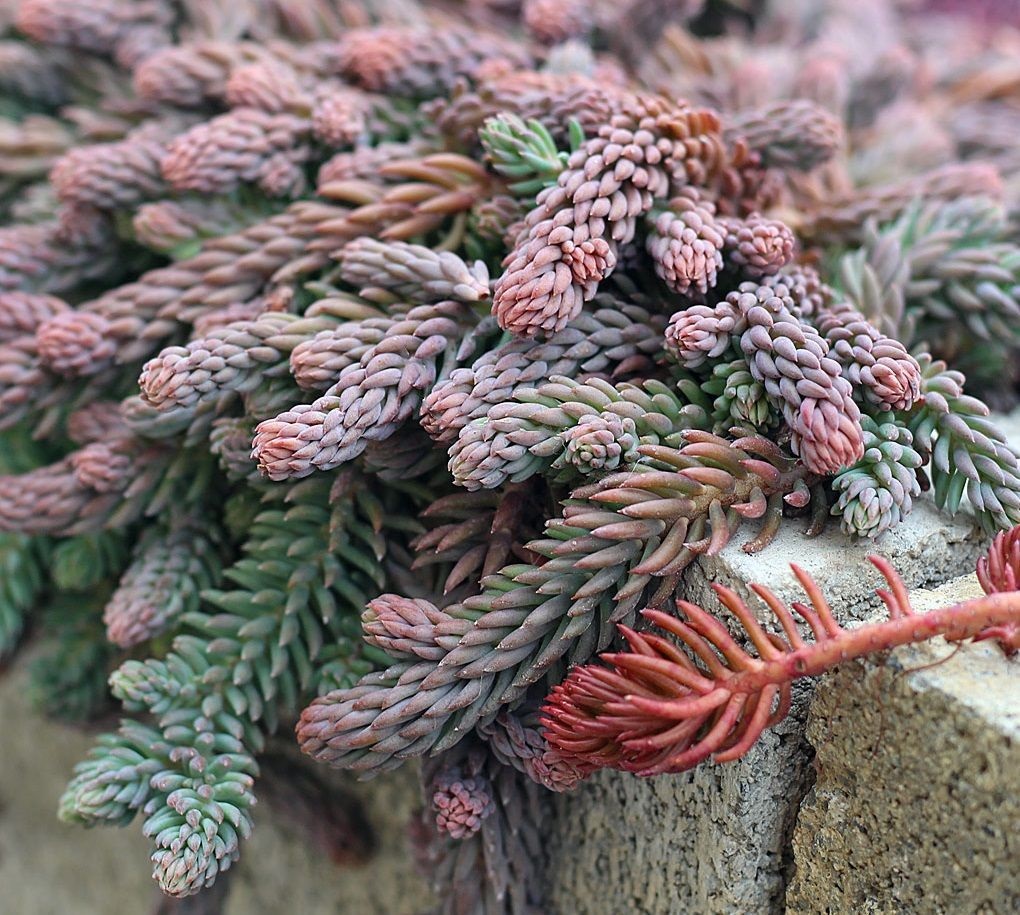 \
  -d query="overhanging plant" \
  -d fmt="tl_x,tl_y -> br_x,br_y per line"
0,0 -> 1016,912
